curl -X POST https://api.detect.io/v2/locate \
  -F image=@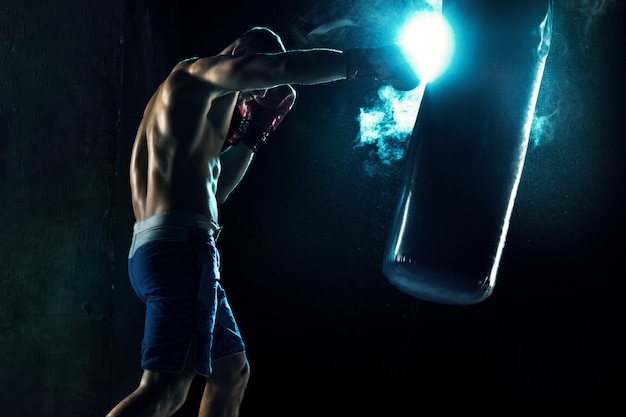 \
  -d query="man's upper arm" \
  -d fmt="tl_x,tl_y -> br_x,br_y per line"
188,55 -> 283,95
